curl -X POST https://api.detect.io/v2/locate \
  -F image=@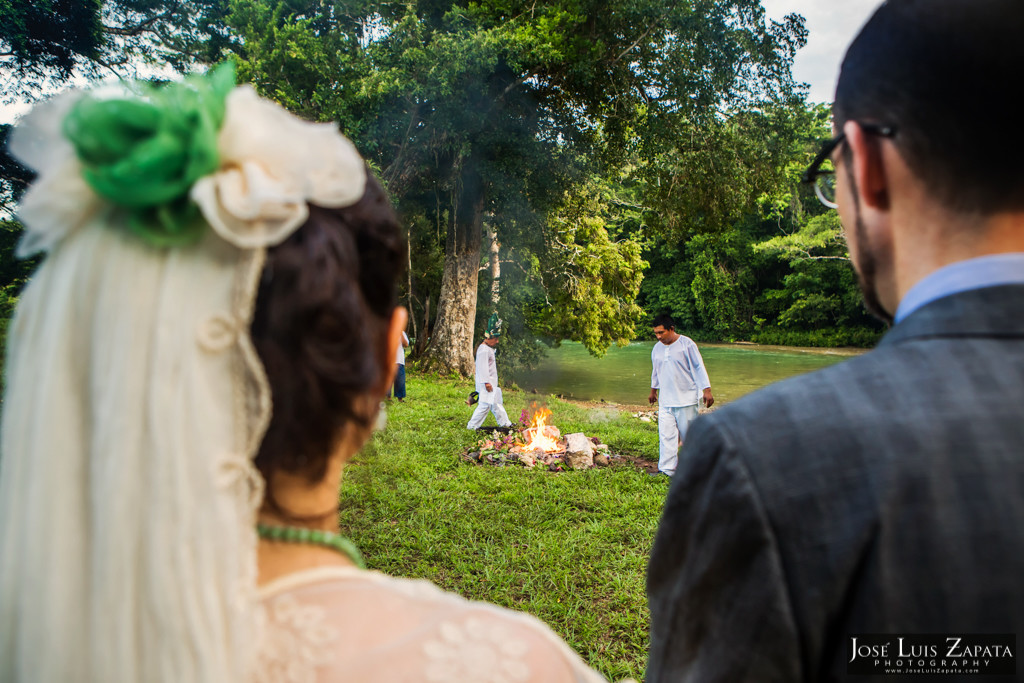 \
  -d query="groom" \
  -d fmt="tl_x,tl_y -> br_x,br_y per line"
647,1 -> 1024,680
